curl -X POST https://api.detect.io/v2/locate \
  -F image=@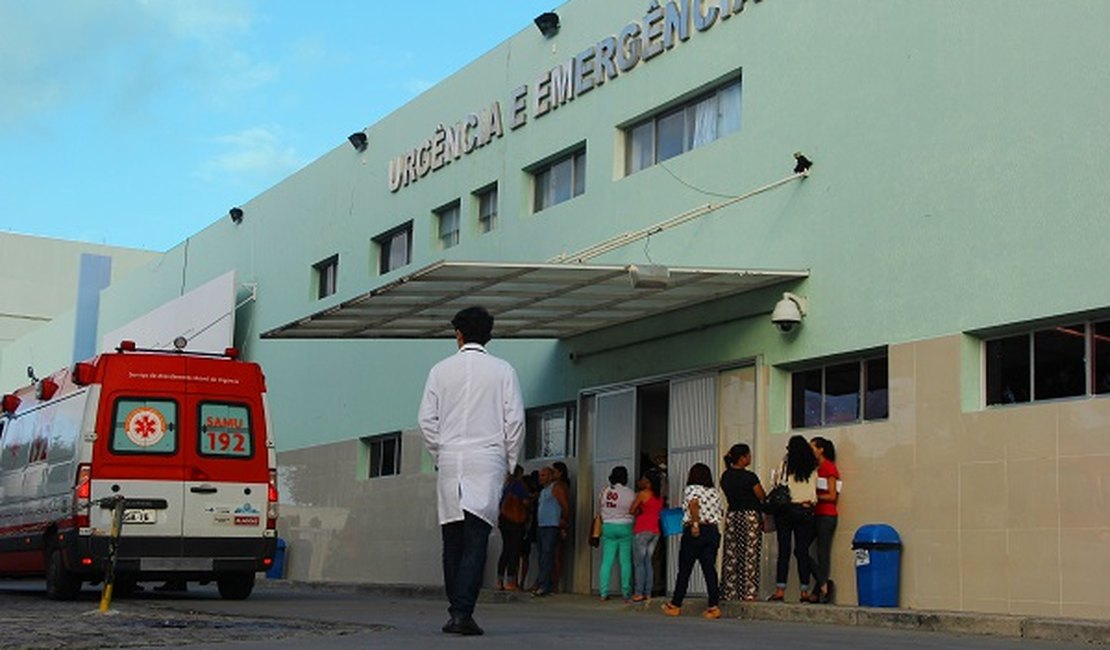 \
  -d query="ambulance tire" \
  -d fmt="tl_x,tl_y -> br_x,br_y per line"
45,548 -> 82,601
217,572 -> 255,600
